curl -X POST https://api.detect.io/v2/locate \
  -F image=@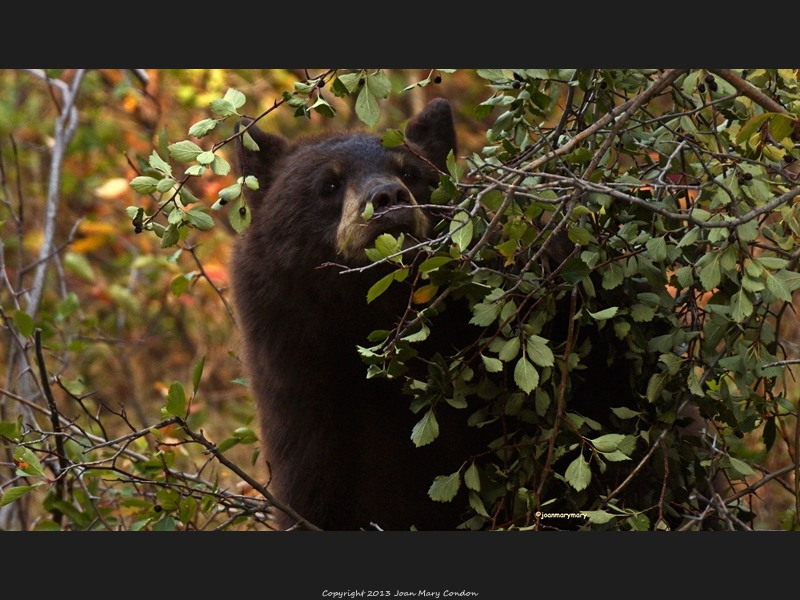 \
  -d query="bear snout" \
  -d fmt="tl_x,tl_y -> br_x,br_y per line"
368,181 -> 413,212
